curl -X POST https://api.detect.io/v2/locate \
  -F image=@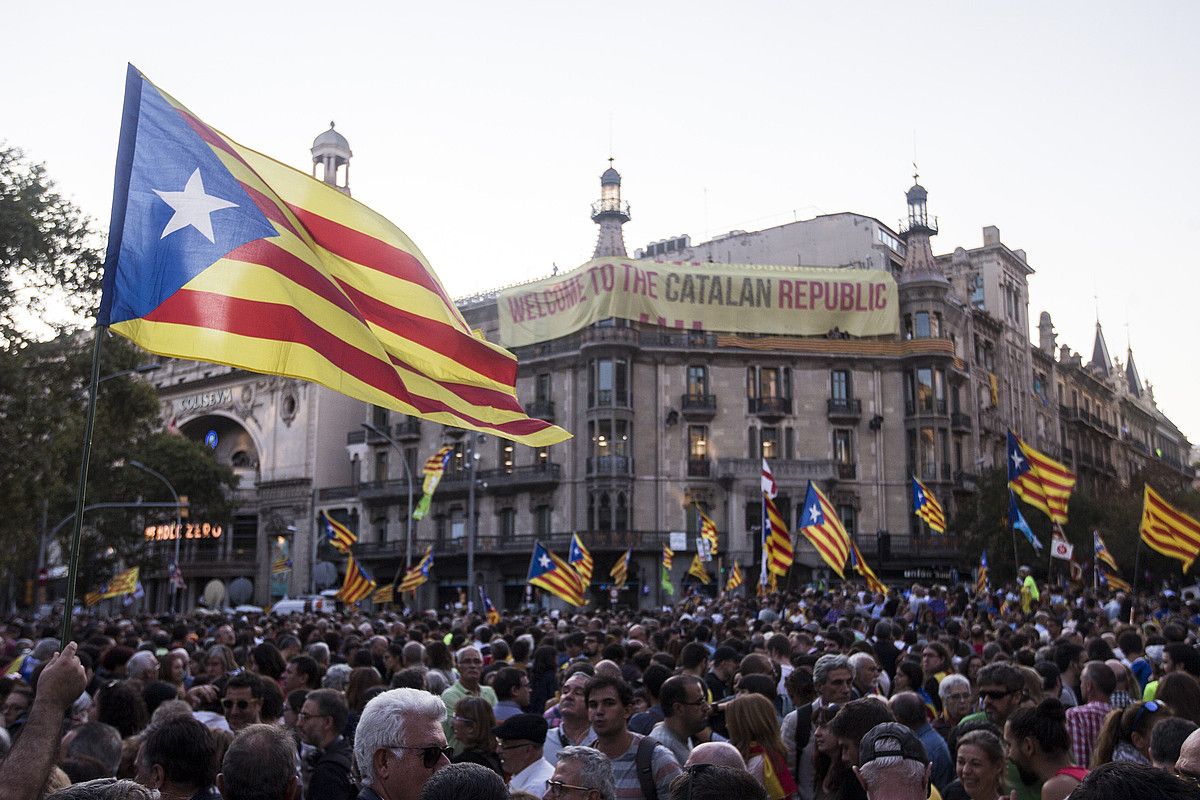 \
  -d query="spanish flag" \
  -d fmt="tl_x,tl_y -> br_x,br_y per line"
96,65 -> 568,447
